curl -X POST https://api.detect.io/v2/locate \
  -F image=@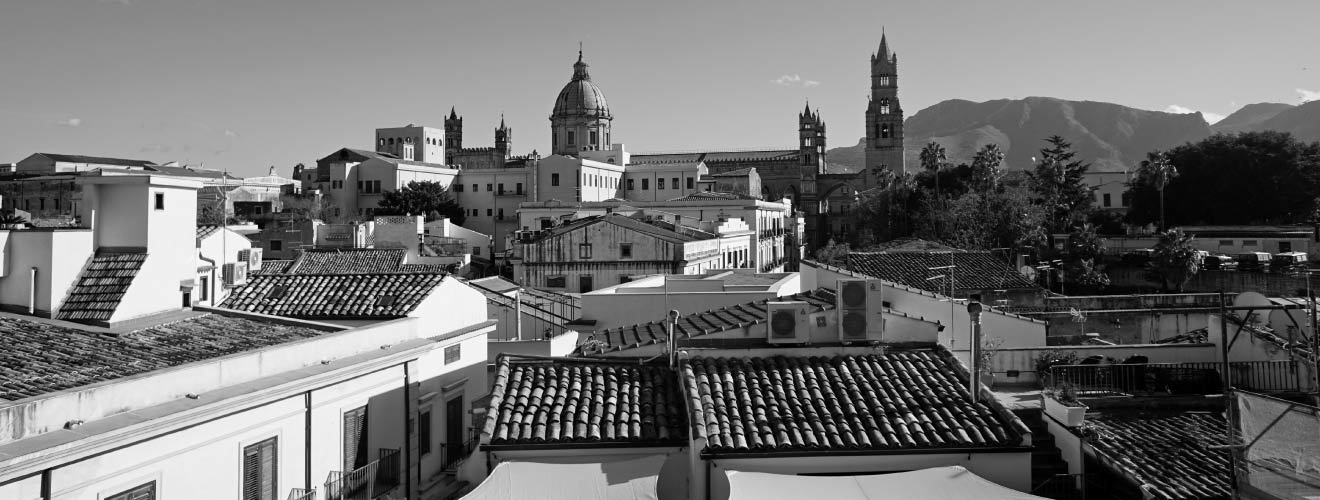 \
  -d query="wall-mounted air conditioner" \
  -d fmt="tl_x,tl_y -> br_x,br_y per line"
223,262 -> 249,287
246,247 -> 263,270
767,301 -> 811,344
837,278 -> 884,343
